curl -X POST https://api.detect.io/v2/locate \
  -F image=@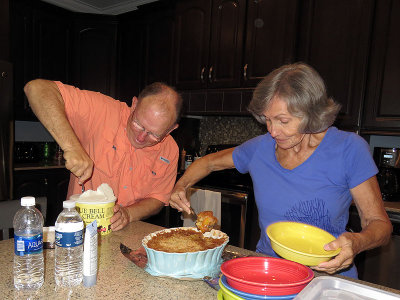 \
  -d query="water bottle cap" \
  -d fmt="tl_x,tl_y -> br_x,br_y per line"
63,200 -> 76,208
21,196 -> 35,206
